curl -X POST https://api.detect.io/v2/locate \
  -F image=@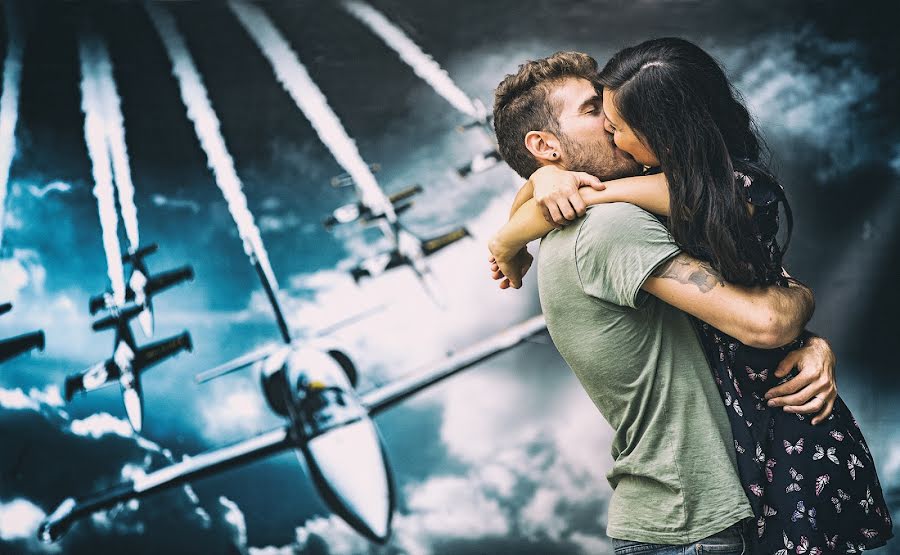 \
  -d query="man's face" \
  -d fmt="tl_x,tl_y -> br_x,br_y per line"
550,78 -> 642,180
